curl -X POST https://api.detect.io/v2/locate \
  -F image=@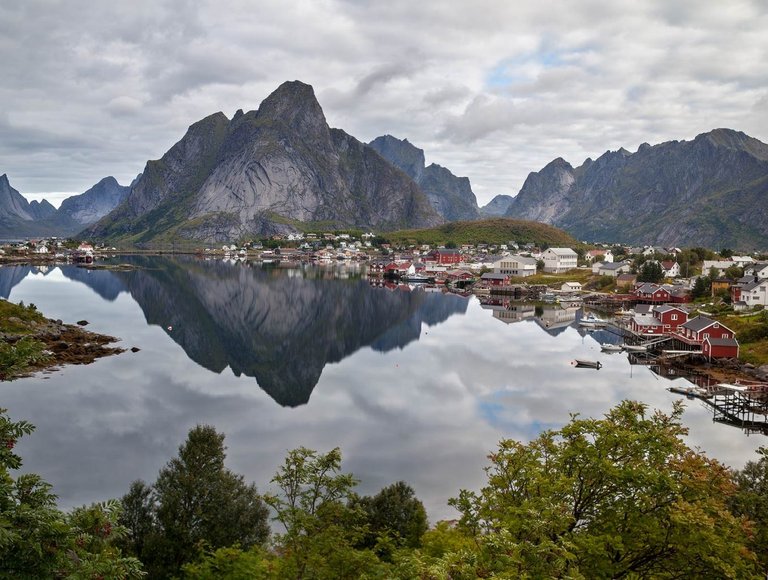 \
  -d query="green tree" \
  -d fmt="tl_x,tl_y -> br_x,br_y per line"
264,447 -> 383,579
730,447 -> 768,573
130,425 -> 270,577
637,260 -> 664,283
357,481 -> 428,550
692,275 -> 711,299
444,401 -> 760,578
0,408 -> 143,578
725,264 -> 744,280
720,247 -> 734,259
